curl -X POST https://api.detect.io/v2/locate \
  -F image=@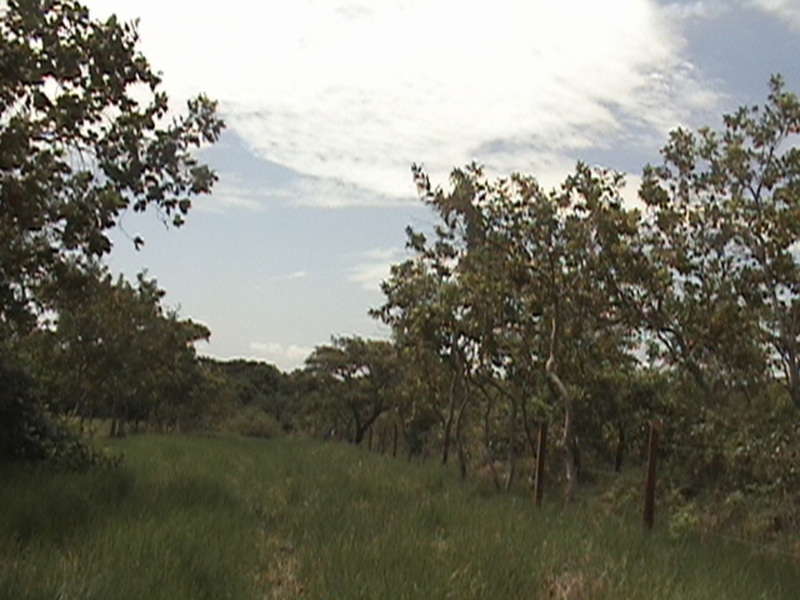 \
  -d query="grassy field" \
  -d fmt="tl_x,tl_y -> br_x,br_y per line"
1,434 -> 799,599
